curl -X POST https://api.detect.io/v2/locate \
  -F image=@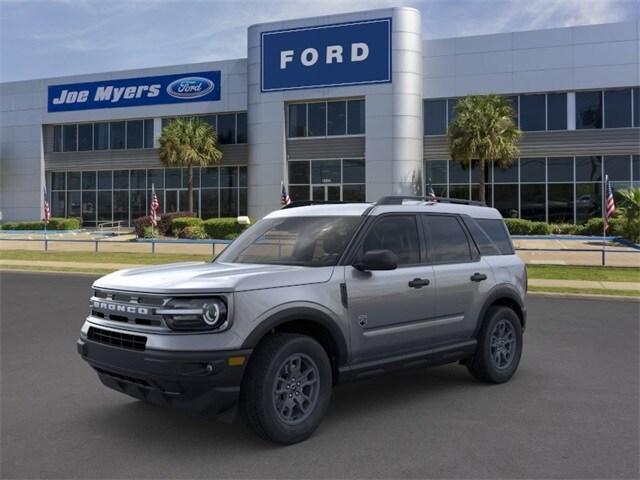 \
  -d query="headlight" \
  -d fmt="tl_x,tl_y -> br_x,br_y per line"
158,297 -> 229,331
